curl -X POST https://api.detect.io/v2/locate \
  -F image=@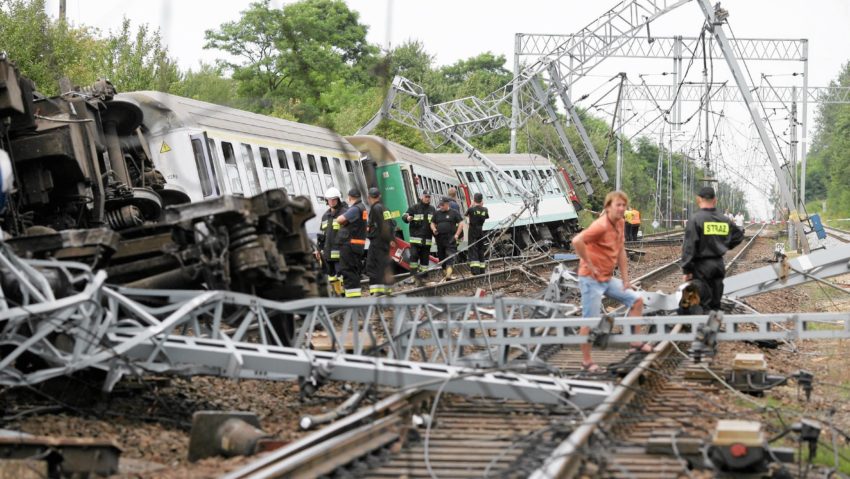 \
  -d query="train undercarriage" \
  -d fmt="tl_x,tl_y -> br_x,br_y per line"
0,56 -> 321,315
